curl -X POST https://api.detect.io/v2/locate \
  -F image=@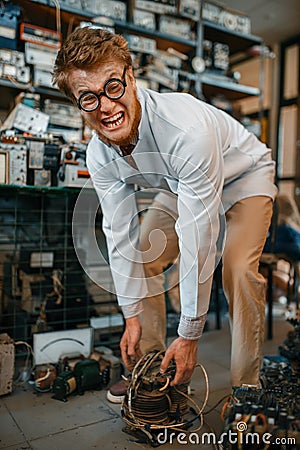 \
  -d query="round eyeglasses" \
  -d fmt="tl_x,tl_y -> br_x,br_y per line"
77,67 -> 127,112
